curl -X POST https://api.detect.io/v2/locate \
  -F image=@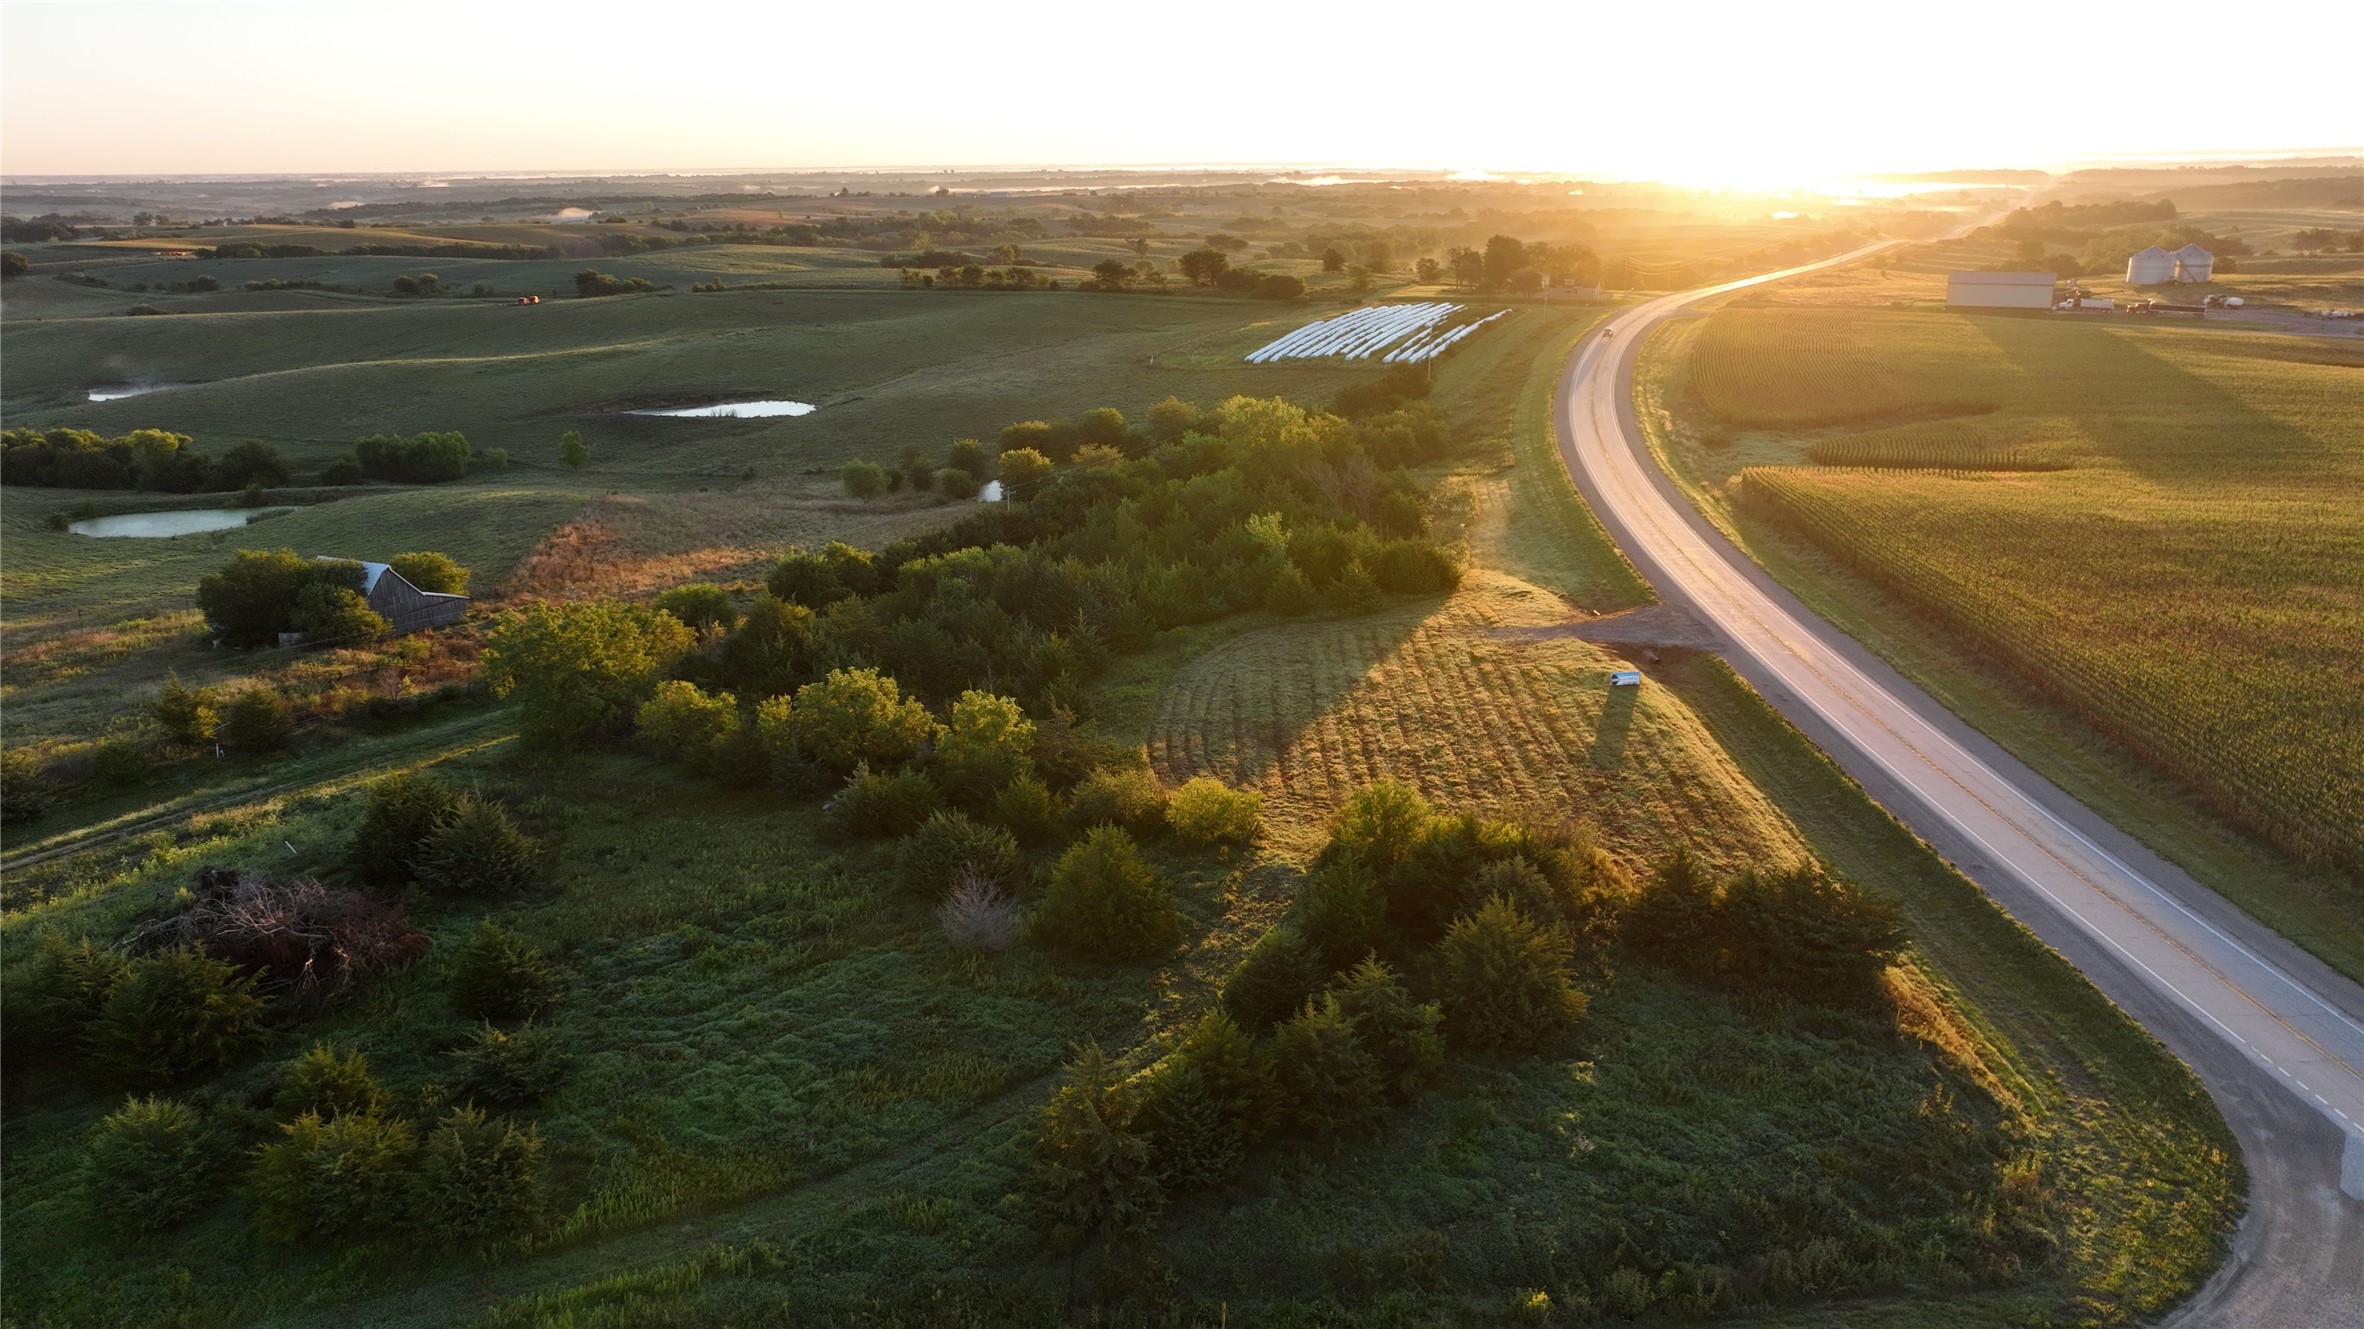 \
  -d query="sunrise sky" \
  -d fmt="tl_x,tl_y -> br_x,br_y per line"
5,0 -> 2359,185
